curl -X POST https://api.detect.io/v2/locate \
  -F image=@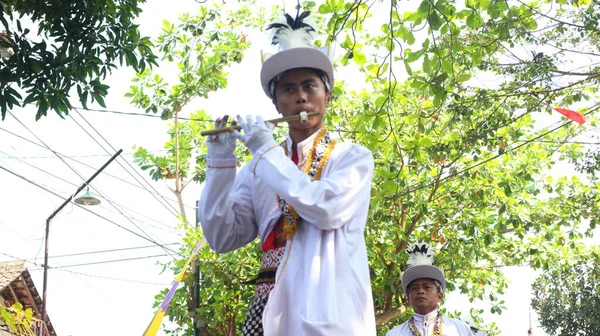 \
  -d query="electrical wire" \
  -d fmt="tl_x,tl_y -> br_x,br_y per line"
48,254 -> 170,268
1,252 -> 169,287
32,243 -> 180,260
394,107 -> 600,199
70,109 -> 188,225
0,150 -> 182,235
0,150 -> 171,159
0,126 -> 198,211
62,113 -> 180,254
50,268 -> 170,286
73,106 -> 214,122
0,219 -> 38,248
0,164 -> 177,252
